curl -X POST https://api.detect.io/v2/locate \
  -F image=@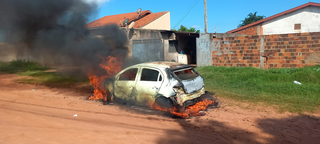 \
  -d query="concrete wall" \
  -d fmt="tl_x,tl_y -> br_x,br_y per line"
0,44 -> 17,62
142,12 -> 170,30
263,6 -> 320,35
91,28 -> 170,62
0,30 -> 5,42
215,33 -> 246,38
0,43 -> 73,64
132,39 -> 164,62
126,29 -> 163,59
163,40 -> 179,62
209,32 -> 320,69
196,33 -> 214,66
